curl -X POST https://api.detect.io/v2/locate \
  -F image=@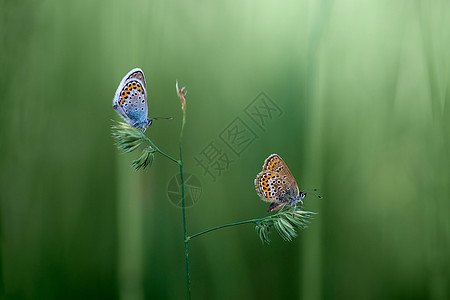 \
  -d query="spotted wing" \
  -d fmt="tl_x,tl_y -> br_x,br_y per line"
255,170 -> 284,203
113,68 -> 147,109
122,68 -> 146,89
113,77 -> 148,127
256,169 -> 303,212
262,154 -> 300,196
